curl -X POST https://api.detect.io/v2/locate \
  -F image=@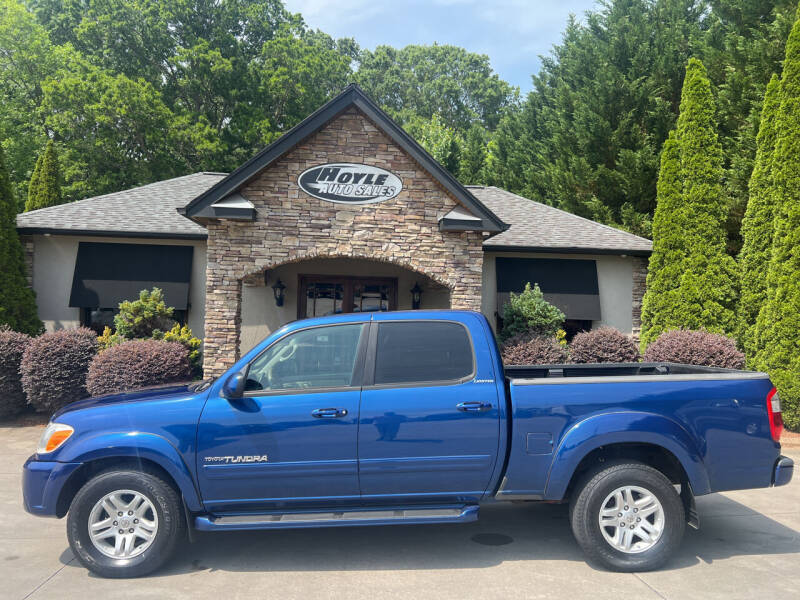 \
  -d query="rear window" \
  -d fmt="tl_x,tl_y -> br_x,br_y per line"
373,321 -> 474,385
